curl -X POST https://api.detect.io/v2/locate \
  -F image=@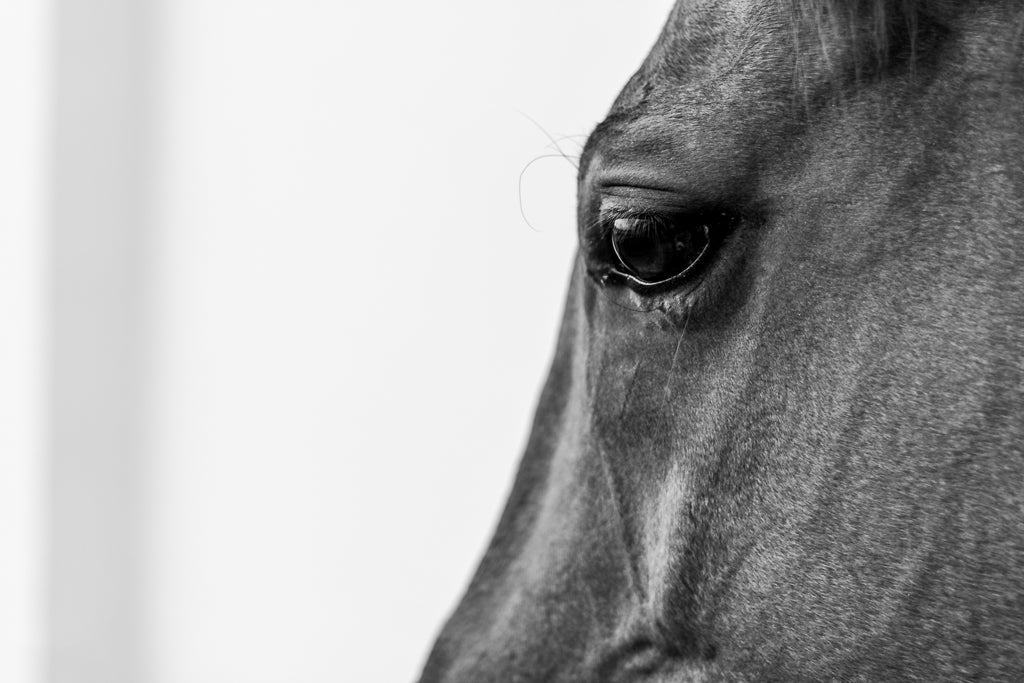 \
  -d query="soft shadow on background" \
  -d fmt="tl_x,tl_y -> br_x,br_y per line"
1,1 -> 673,681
